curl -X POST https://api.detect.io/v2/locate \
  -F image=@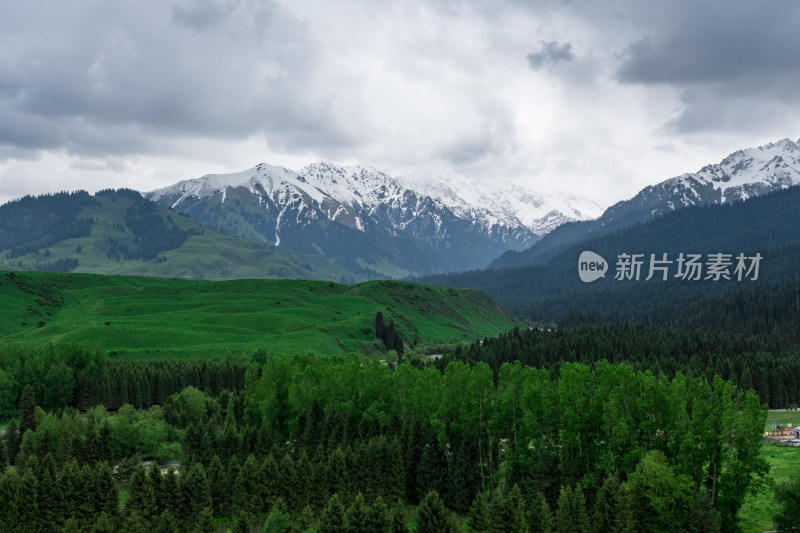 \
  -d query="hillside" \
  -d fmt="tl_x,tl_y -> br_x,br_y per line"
0,270 -> 521,358
492,137 -> 800,269
0,189 -> 353,282
421,185 -> 800,329
146,162 -> 600,276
